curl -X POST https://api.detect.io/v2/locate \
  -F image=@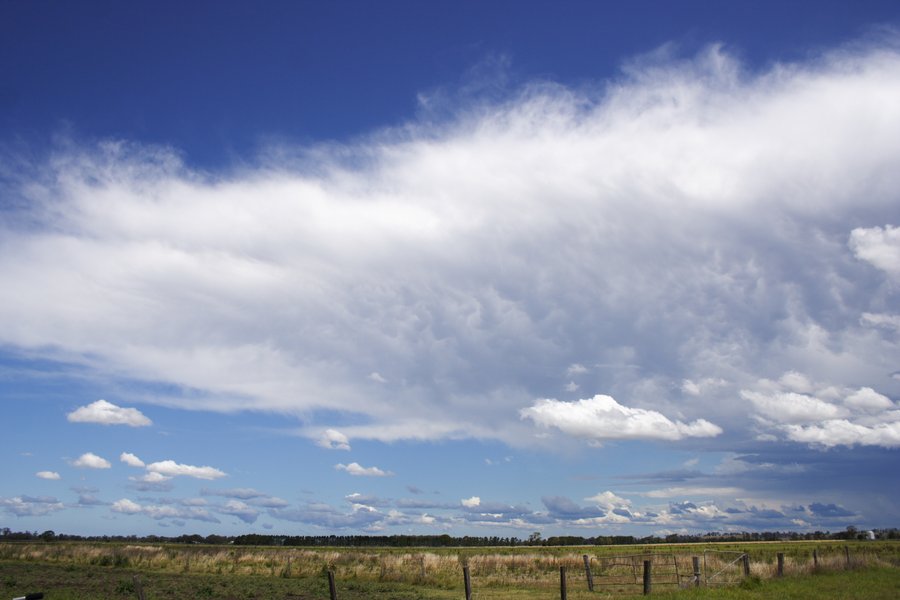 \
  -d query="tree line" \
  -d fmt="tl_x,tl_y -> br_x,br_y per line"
2,526 -> 896,546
